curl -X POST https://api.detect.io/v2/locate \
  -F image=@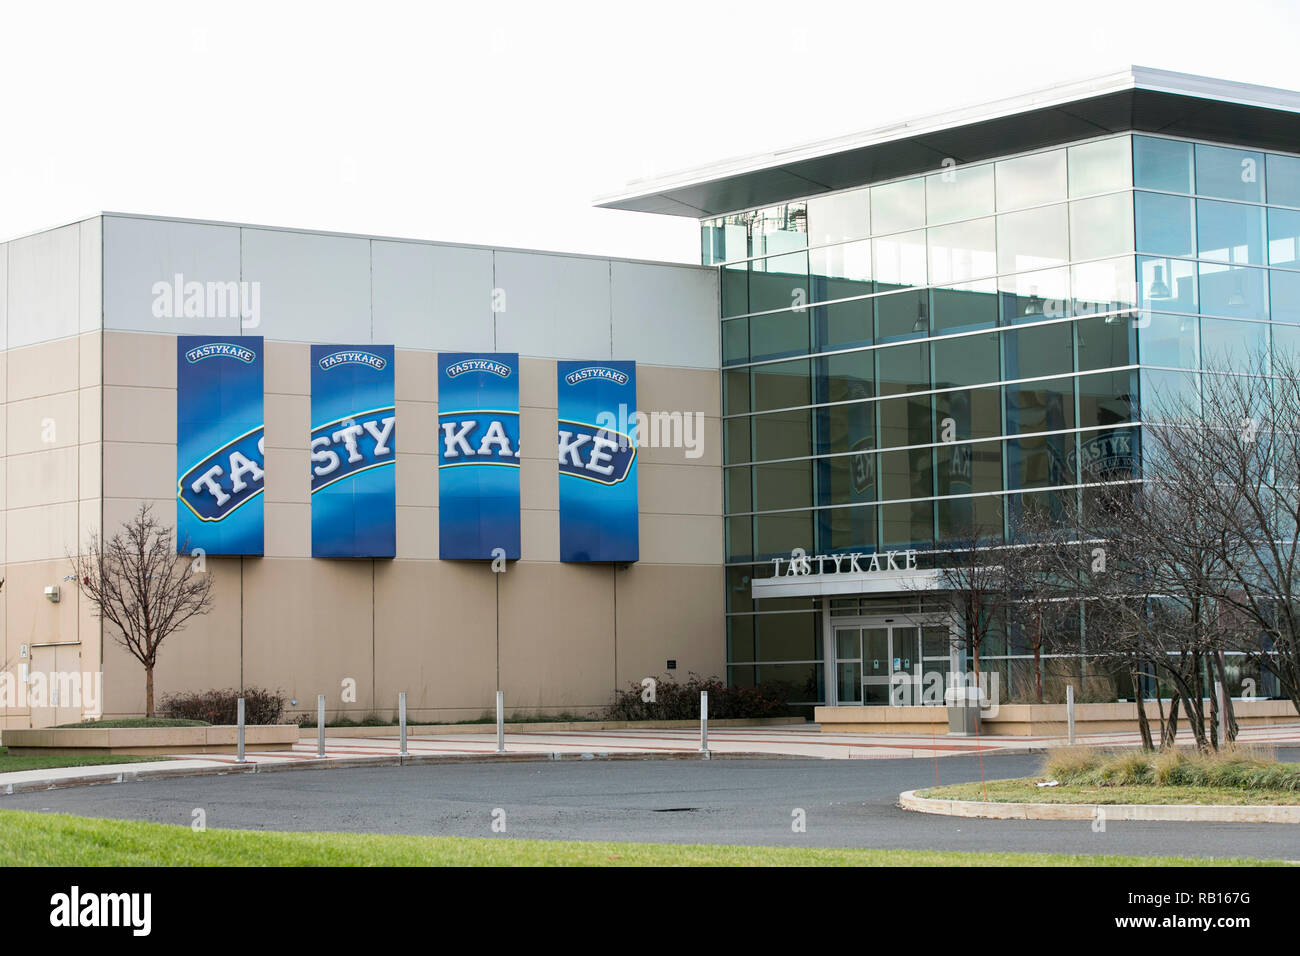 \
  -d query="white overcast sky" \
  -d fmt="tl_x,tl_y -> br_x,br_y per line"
4,0 -> 1300,264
